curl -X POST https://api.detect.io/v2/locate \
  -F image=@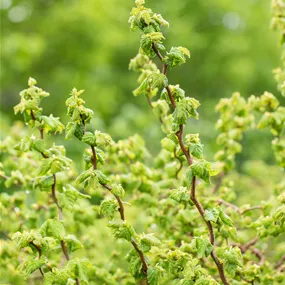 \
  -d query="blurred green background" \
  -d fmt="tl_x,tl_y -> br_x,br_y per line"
0,0 -> 282,163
